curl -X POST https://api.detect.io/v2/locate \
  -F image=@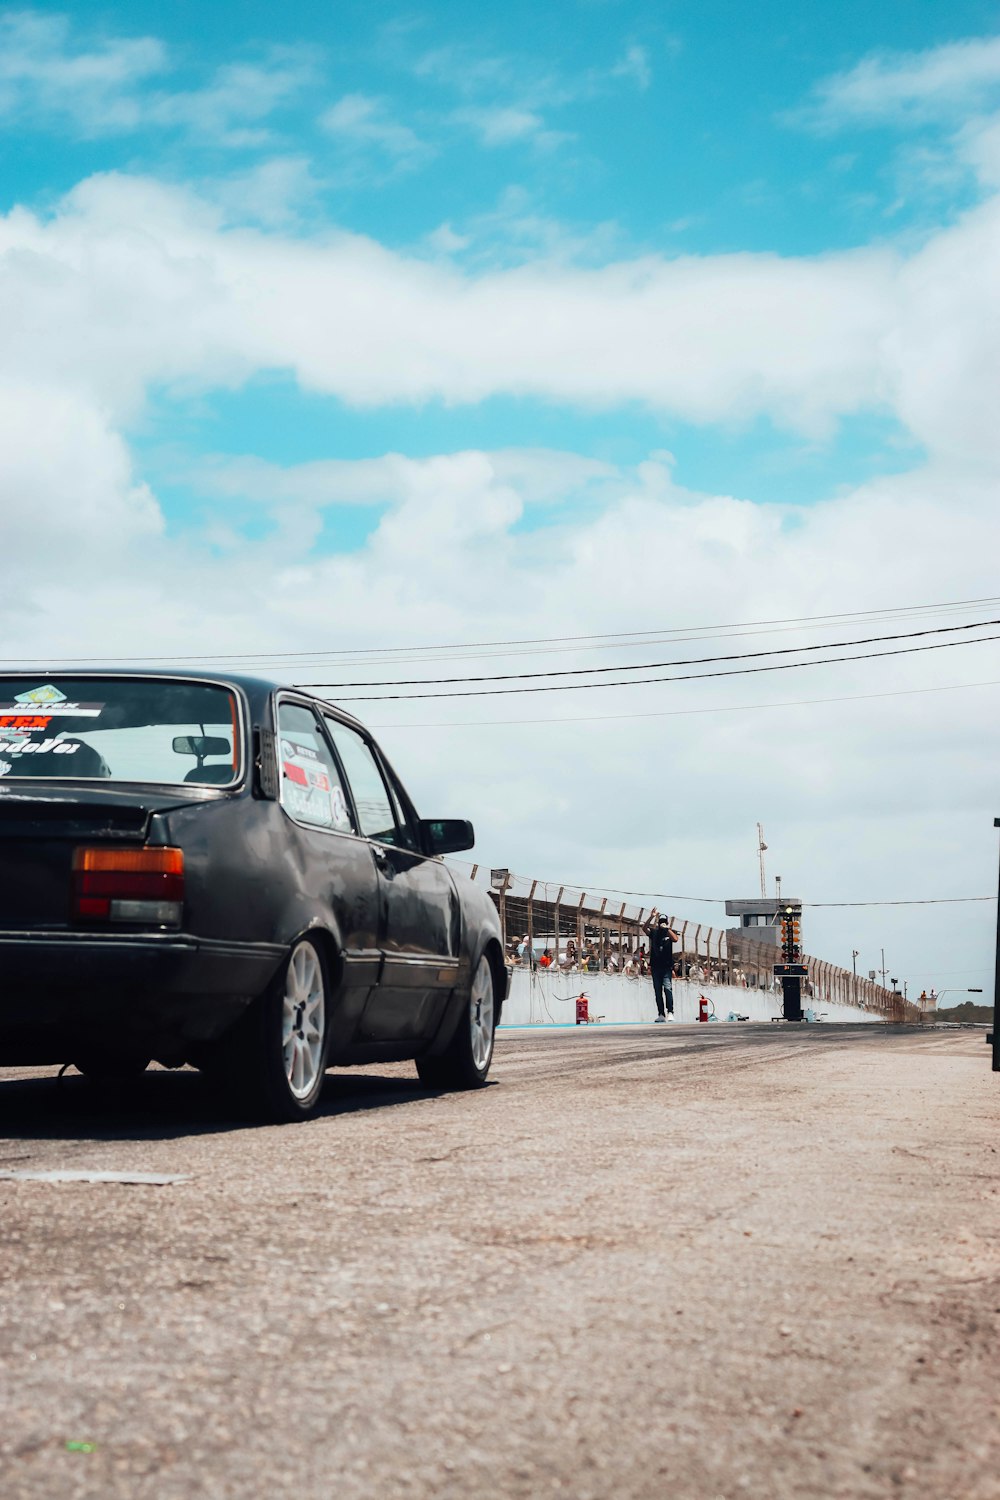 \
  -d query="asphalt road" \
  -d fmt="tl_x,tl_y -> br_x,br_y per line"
1,1023 -> 997,1500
